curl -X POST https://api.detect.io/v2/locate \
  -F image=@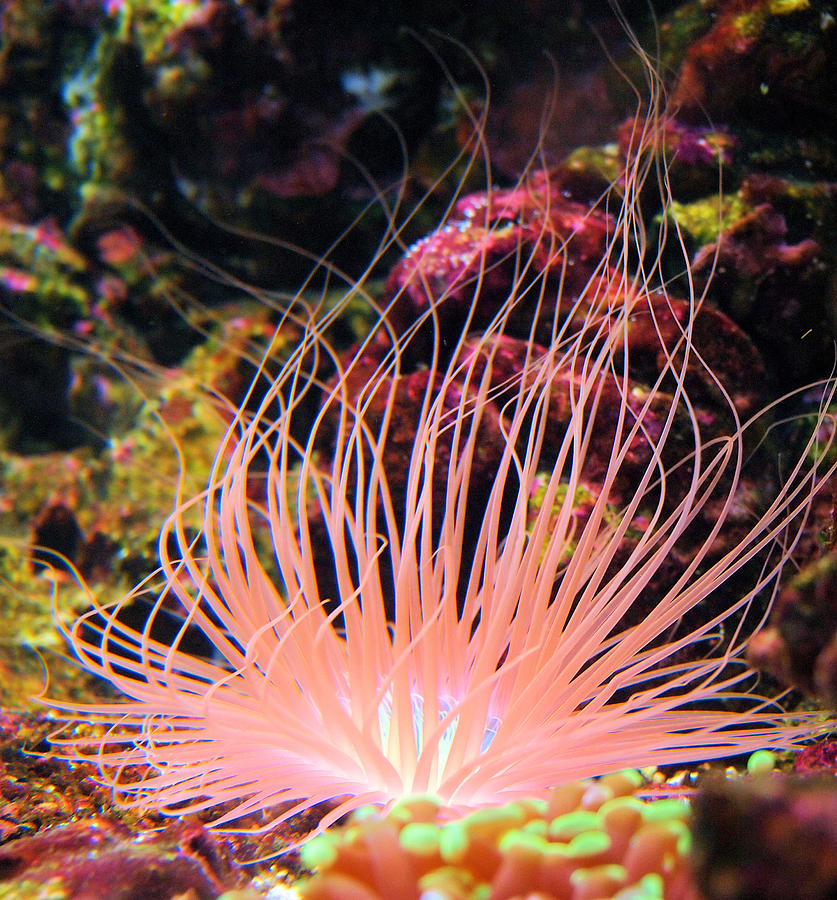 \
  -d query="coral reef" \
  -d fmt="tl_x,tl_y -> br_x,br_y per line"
0,817 -> 240,900
0,301 -> 299,709
692,774 -> 837,900
382,172 -> 613,349
0,0 -> 835,897
748,549 -> 837,706
298,770 -> 699,900
35,80 -> 836,900
669,0 -> 837,172
314,174 -> 776,644
664,175 -> 835,389
0,709 -> 311,894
